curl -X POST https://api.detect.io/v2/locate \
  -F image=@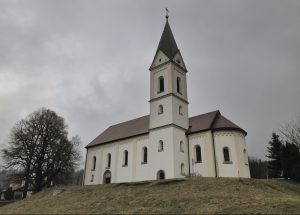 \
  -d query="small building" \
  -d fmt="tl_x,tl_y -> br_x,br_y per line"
83,16 -> 250,185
